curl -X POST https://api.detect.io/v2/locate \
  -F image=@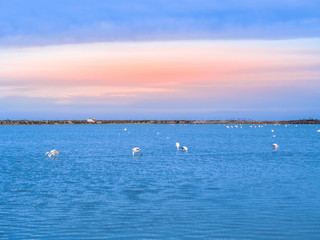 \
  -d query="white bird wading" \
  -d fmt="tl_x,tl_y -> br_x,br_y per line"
132,147 -> 141,156
181,146 -> 188,152
45,149 -> 60,158
176,142 -> 180,150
